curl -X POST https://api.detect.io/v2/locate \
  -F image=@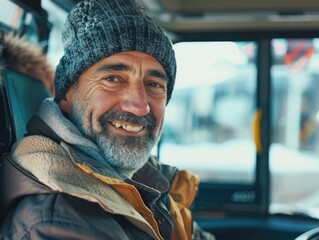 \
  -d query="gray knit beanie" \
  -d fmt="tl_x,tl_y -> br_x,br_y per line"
54,0 -> 176,104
